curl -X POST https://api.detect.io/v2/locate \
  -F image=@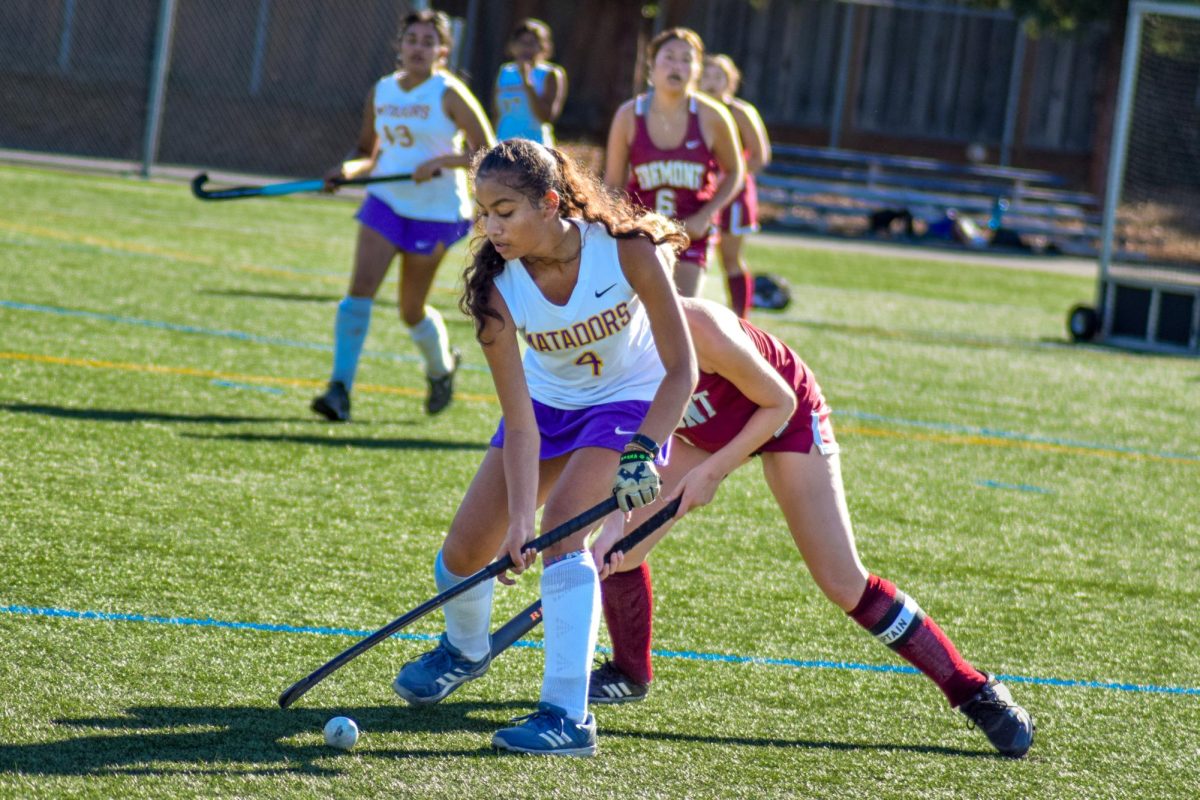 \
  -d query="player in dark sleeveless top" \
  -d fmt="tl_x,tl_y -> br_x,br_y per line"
587,297 -> 1035,759
605,28 -> 743,298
